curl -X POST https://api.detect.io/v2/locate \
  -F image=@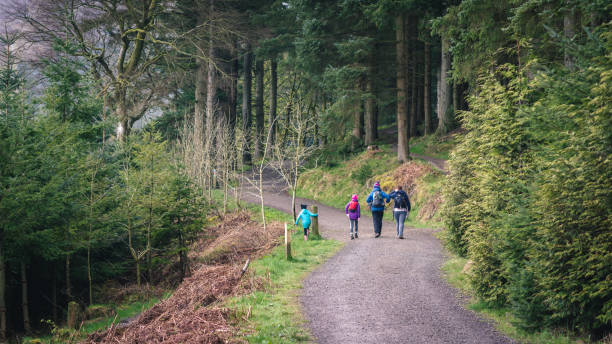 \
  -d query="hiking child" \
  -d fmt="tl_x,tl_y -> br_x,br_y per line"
344,194 -> 361,240
389,186 -> 411,239
296,204 -> 318,241
366,182 -> 390,238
